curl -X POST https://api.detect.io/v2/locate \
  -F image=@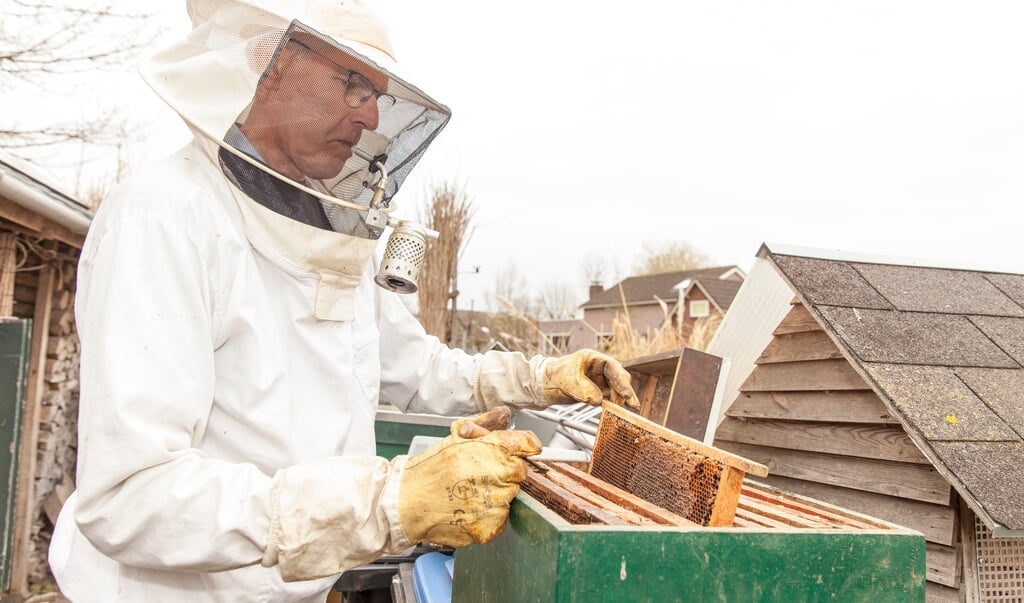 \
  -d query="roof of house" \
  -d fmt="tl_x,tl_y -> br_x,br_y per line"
760,243 -> 1024,535
683,278 -> 744,313
537,319 -> 586,333
584,266 -> 744,309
